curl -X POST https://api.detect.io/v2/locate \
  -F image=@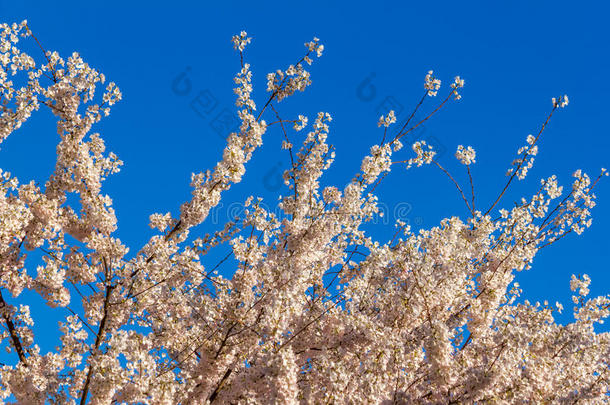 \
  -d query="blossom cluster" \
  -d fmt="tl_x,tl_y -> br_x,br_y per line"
0,21 -> 608,404
424,70 -> 441,96
455,145 -> 476,165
